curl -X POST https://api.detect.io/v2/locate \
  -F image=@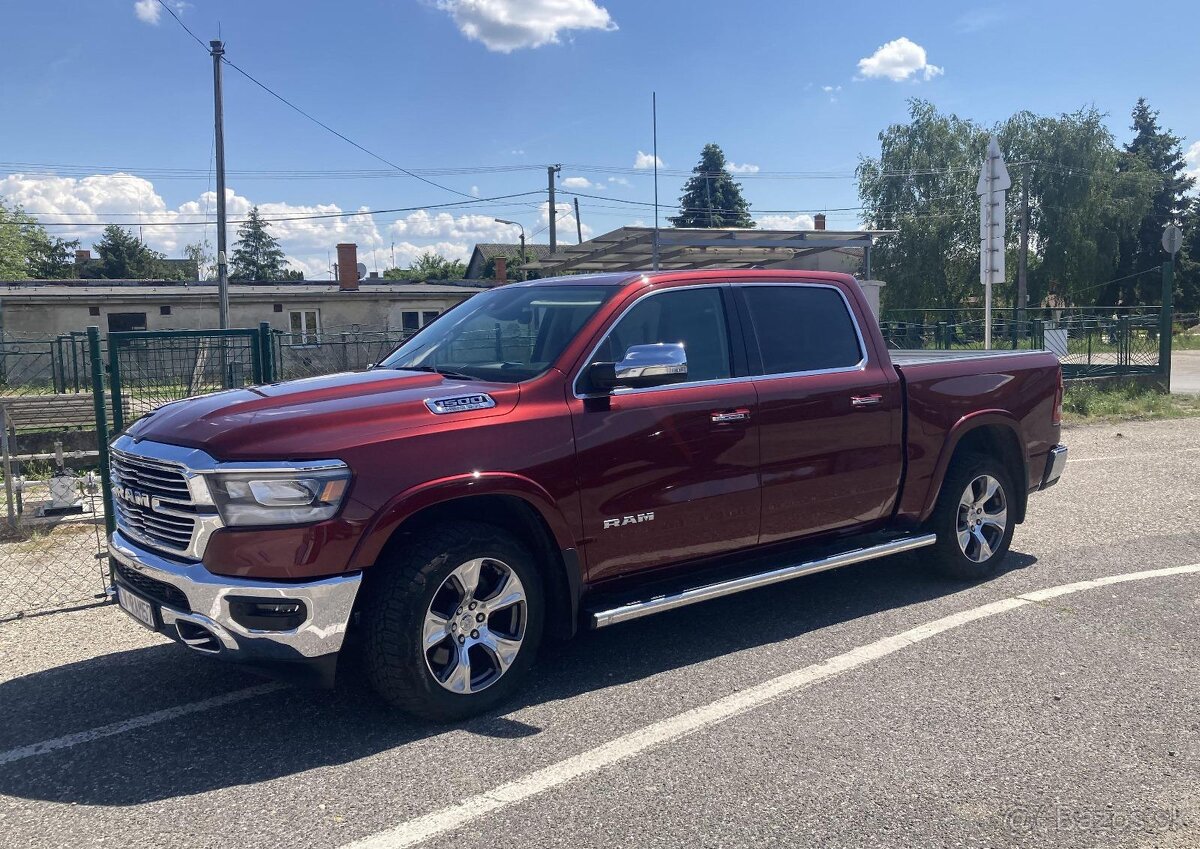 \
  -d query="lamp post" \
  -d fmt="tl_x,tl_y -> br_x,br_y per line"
494,219 -> 526,281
